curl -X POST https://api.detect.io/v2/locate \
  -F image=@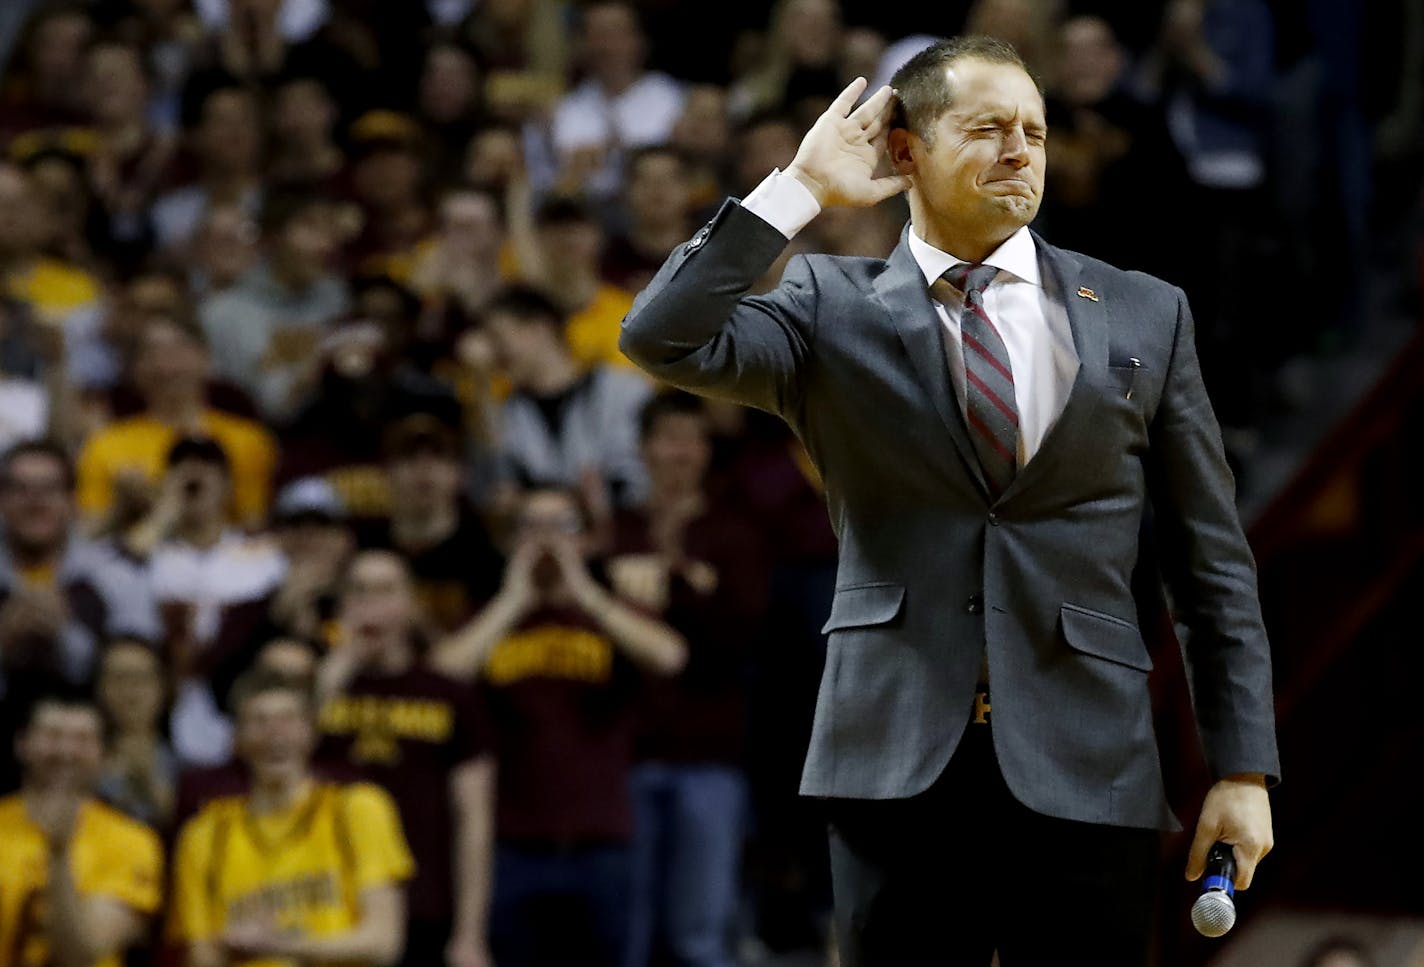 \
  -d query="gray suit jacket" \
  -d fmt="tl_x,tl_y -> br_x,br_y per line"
619,199 -> 1281,831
